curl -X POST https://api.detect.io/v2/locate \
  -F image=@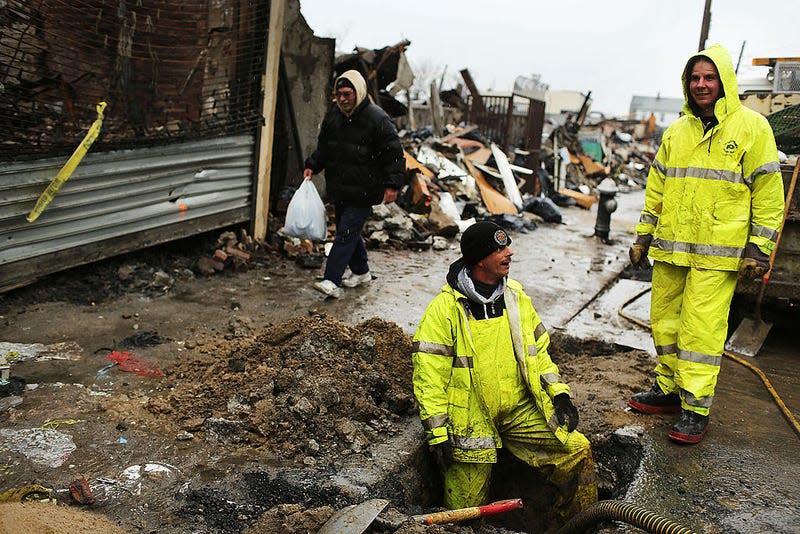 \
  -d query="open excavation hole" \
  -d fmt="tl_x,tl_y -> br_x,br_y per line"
161,325 -> 650,533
